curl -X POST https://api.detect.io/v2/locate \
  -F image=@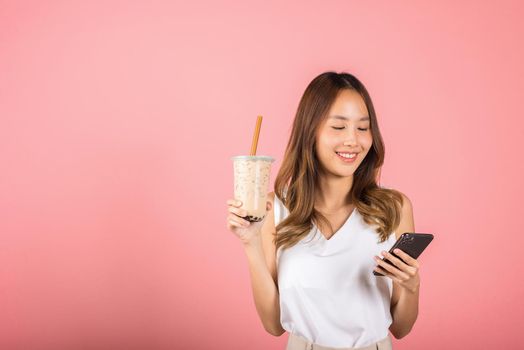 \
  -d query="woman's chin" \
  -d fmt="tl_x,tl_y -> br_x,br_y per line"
327,168 -> 356,178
